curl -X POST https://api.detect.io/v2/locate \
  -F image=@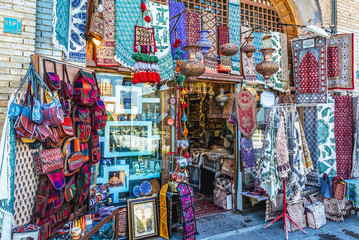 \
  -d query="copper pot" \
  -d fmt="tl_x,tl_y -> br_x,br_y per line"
180,46 -> 206,83
241,36 -> 257,58
219,43 -> 239,56
256,48 -> 279,83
